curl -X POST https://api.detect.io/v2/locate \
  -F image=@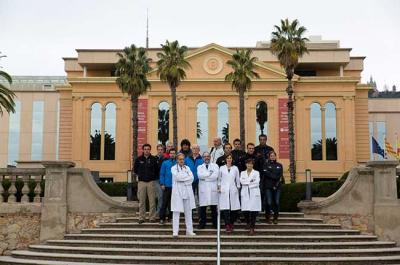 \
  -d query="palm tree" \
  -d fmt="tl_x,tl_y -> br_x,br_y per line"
0,53 -> 15,115
270,18 -> 308,183
115,44 -> 152,166
225,49 -> 260,150
156,40 -> 191,148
